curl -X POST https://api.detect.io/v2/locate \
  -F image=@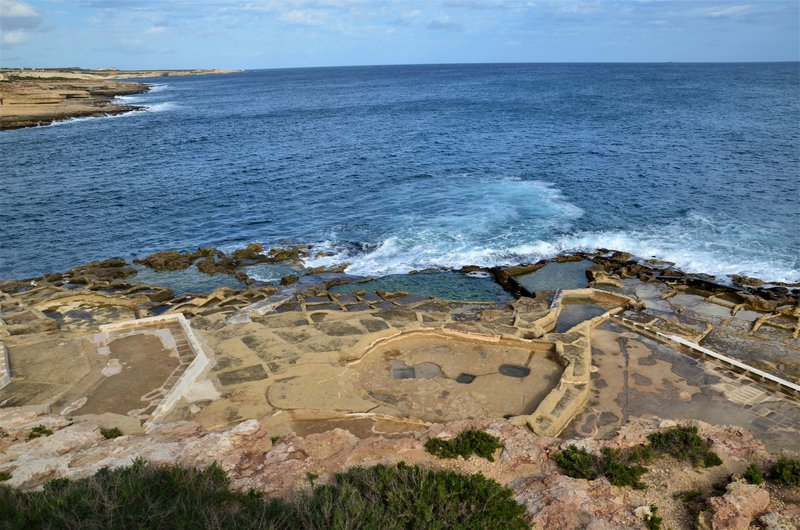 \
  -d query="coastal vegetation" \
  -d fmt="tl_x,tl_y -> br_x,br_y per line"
424,429 -> 503,462
769,458 -> 800,487
25,425 -> 53,441
0,459 -> 529,530
743,463 -> 764,485
555,425 -> 722,489
100,427 -> 123,440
